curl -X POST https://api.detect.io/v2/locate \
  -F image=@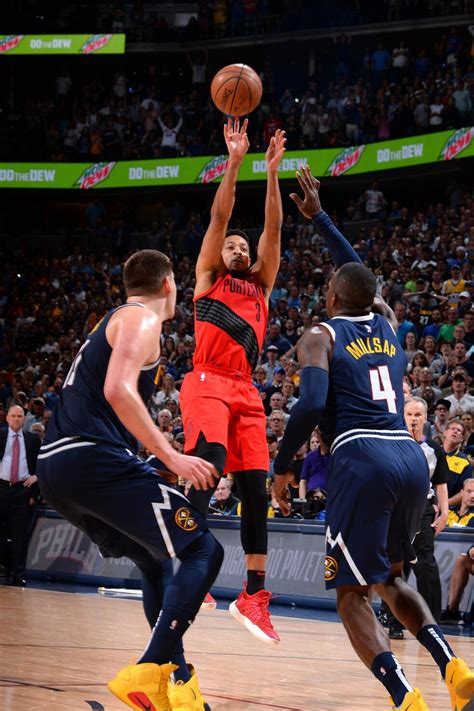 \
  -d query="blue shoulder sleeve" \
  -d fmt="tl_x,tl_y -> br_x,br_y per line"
273,366 -> 329,474
313,211 -> 362,267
